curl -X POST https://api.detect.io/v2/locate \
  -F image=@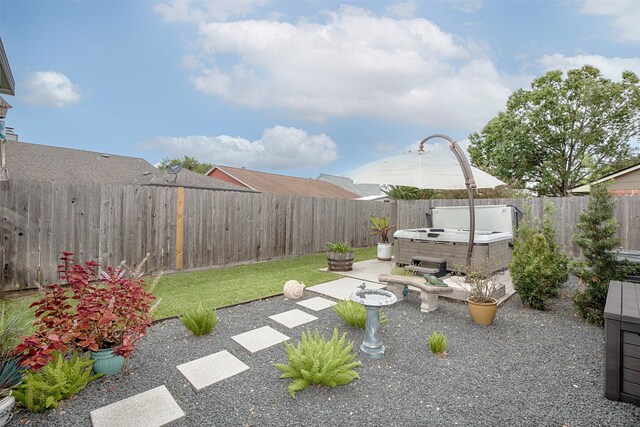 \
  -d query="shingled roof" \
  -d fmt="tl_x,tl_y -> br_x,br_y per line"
5,140 -> 249,191
208,166 -> 360,199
